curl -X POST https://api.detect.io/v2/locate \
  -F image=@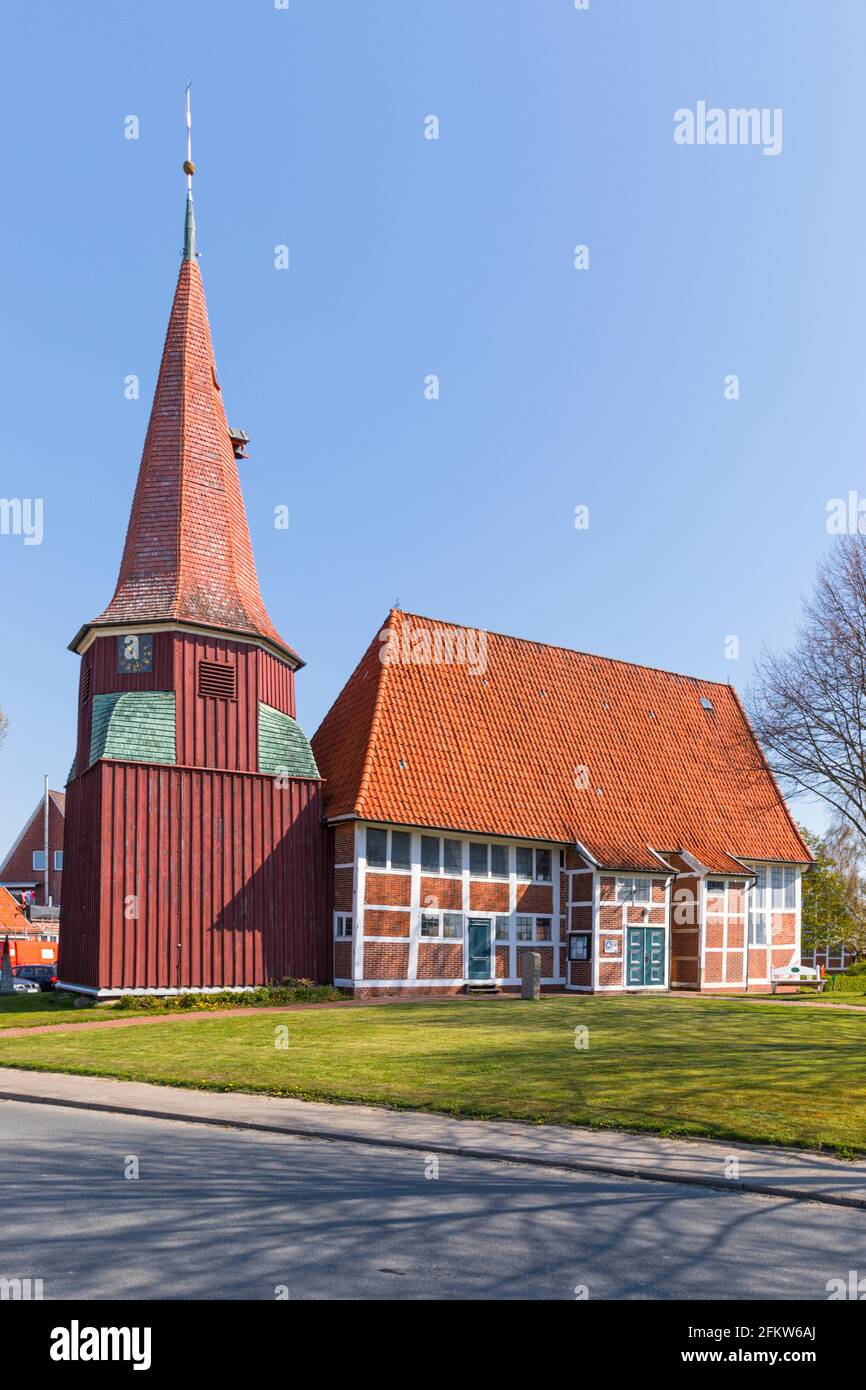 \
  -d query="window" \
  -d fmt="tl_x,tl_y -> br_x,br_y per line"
516,846 -> 552,881
706,879 -> 726,896
771,867 -> 796,911
334,914 -> 353,938
420,911 -> 463,939
748,867 -> 768,945
53,851 -> 63,871
494,915 -> 510,941
197,660 -> 236,700
443,838 -> 462,874
418,835 -> 462,875
366,827 -> 411,871
516,847 -> 533,880
32,851 -> 46,871
516,914 -> 552,942
568,933 -> 591,962
366,827 -> 388,868
616,876 -> 652,904
490,844 -> 508,879
390,831 -> 411,871
469,842 -> 488,876
80,667 -> 91,706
